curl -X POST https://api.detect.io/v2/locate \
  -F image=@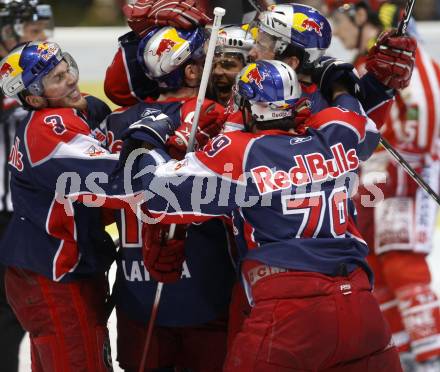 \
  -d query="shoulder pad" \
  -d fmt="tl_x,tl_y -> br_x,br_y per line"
25,108 -> 89,166
196,131 -> 256,183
